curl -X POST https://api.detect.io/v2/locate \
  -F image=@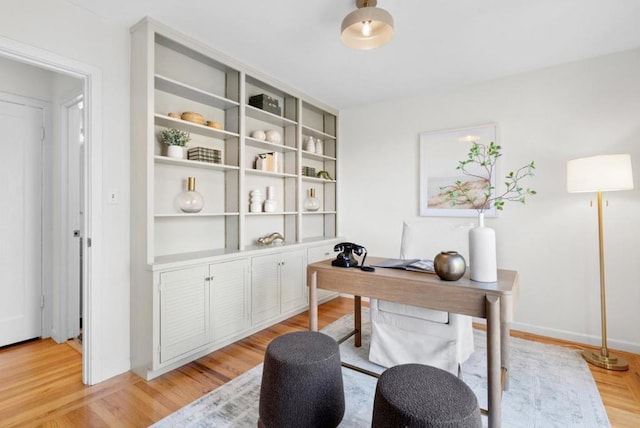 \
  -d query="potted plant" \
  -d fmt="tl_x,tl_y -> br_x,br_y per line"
442,141 -> 536,282
161,128 -> 191,159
